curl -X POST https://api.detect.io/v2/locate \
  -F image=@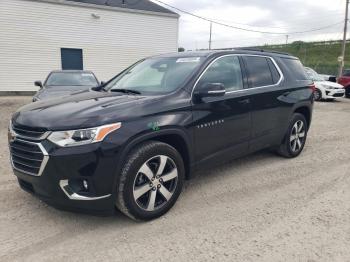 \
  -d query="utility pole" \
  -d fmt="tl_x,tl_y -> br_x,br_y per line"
339,0 -> 349,78
209,22 -> 212,50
